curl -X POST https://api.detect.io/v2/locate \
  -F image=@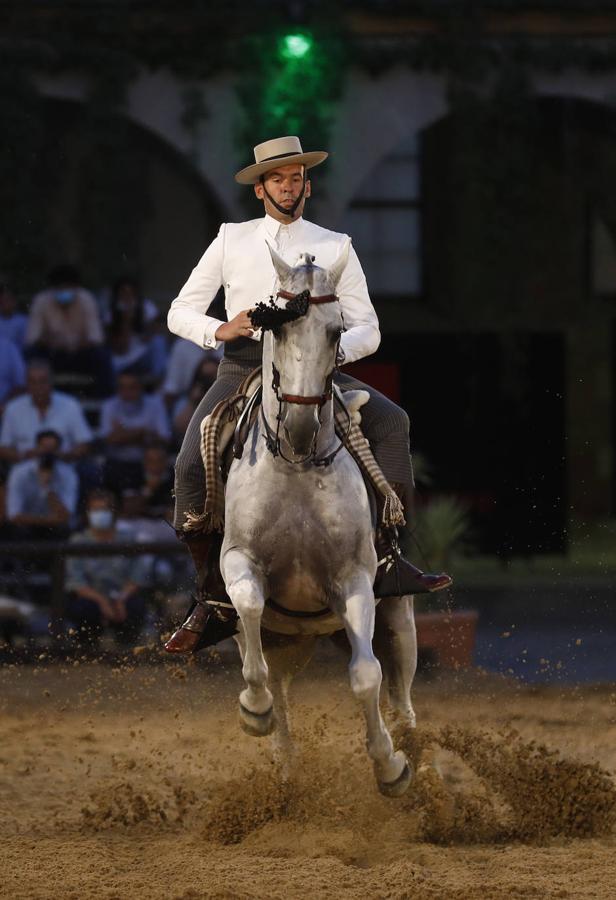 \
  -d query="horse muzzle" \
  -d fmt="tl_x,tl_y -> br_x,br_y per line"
282,403 -> 321,458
